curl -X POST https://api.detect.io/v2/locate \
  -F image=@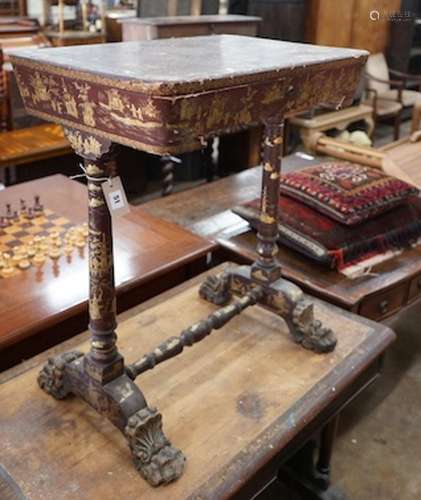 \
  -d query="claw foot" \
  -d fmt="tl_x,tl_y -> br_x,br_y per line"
38,351 -> 83,399
290,301 -> 337,353
199,272 -> 231,305
125,407 -> 185,487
